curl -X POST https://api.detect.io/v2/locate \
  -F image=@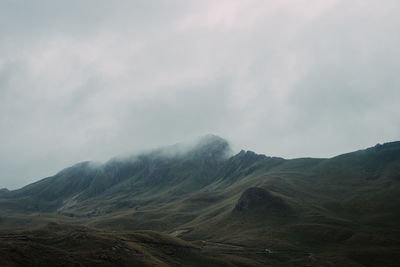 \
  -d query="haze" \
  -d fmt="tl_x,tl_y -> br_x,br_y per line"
1,0 -> 399,189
